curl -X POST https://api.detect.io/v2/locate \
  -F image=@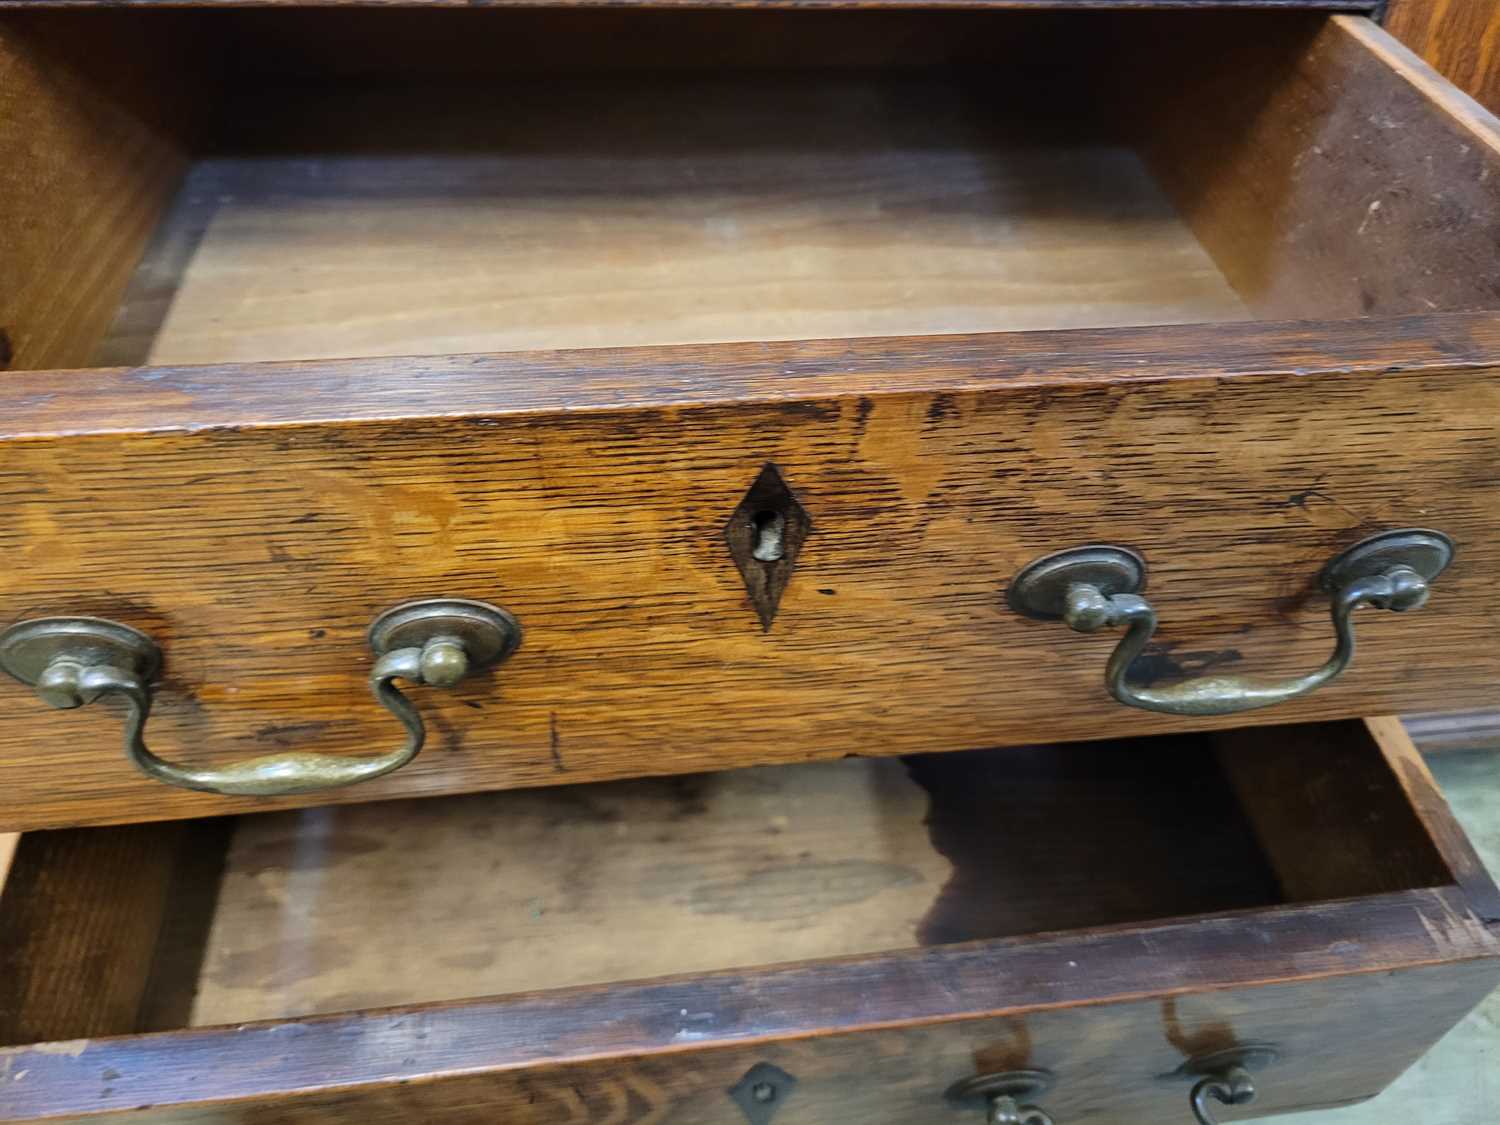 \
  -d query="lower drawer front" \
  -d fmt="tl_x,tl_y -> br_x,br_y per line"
1,718 -> 1495,1123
